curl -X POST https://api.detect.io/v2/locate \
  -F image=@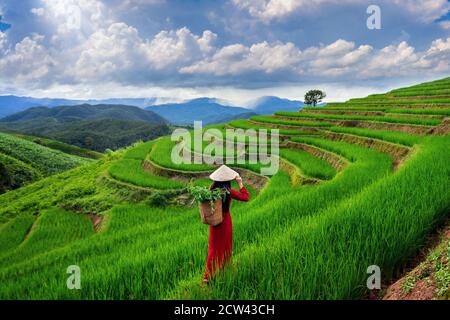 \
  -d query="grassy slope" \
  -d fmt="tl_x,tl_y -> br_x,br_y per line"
0,153 -> 42,193
0,132 -> 94,193
0,77 -> 448,300
0,132 -> 91,176
13,134 -> 103,159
